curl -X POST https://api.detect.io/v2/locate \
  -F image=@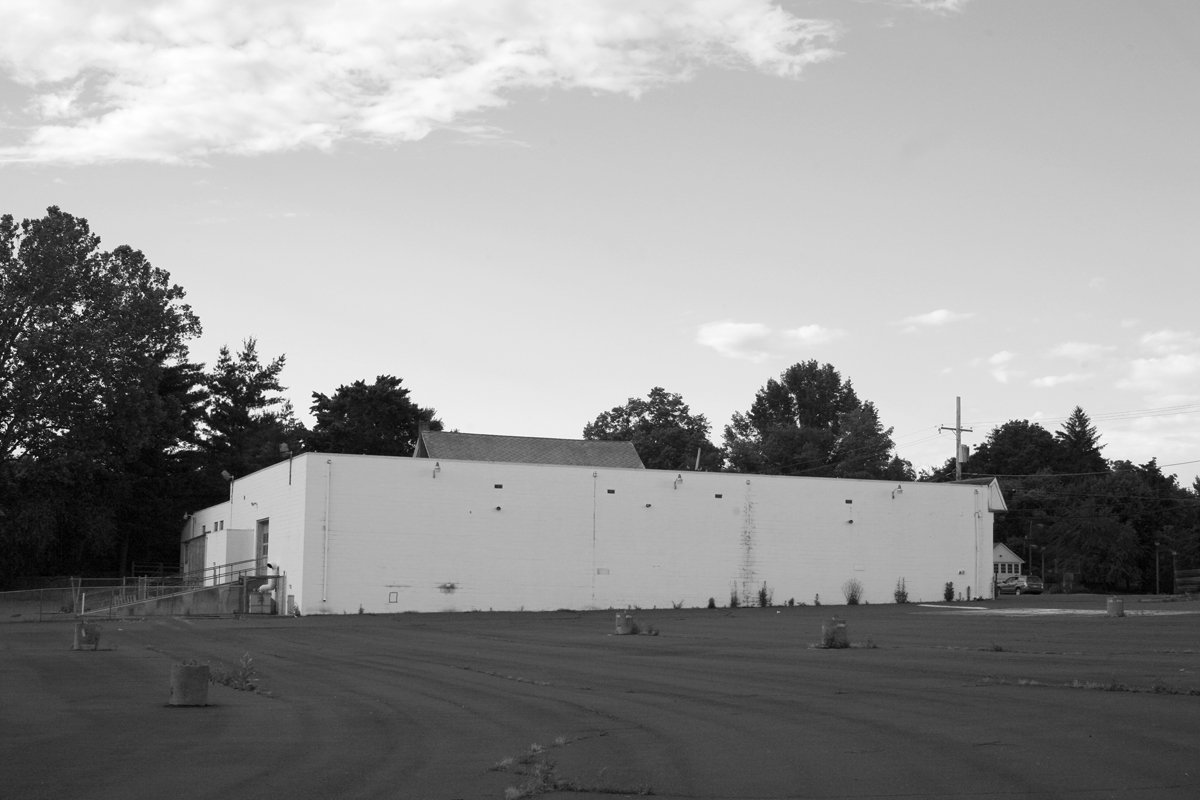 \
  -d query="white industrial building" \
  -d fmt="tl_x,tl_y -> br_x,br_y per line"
181,433 -> 1007,615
